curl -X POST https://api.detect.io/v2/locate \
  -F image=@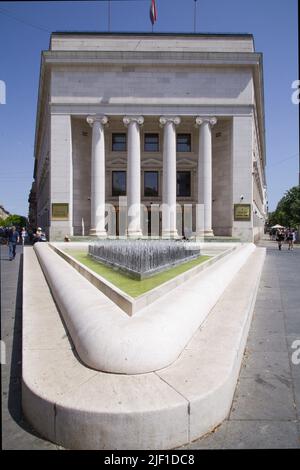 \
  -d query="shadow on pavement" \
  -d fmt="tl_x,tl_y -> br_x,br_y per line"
7,252 -> 47,440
